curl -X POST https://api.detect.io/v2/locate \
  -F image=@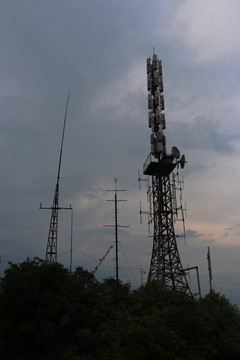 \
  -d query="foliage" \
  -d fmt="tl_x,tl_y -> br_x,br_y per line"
0,258 -> 240,359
